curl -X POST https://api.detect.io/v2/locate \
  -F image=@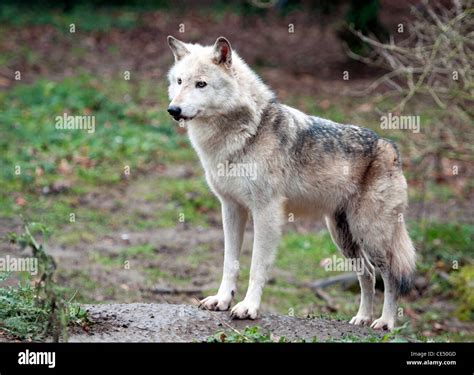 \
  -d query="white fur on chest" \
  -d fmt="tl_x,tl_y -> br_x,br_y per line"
187,121 -> 258,203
